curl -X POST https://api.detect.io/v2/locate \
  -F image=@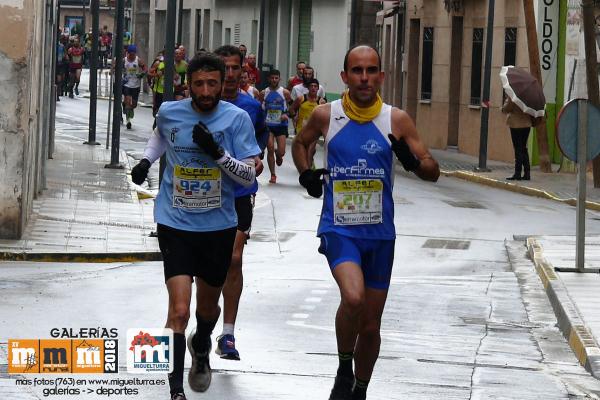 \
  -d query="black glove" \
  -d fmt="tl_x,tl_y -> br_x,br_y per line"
299,169 -> 329,198
388,134 -> 420,172
131,158 -> 151,185
193,121 -> 224,159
